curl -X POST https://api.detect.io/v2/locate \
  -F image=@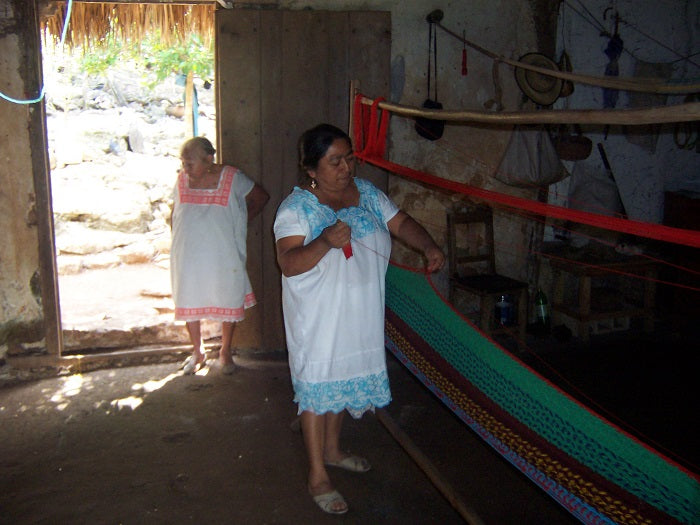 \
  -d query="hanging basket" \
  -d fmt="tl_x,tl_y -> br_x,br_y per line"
551,125 -> 592,161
